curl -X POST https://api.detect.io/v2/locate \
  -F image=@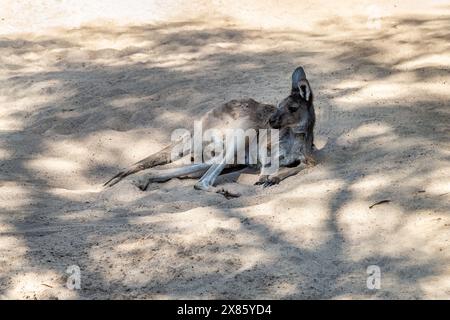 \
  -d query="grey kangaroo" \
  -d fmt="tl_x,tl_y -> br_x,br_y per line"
104,66 -> 316,193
